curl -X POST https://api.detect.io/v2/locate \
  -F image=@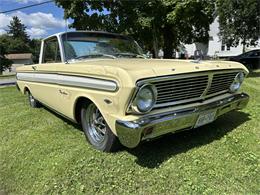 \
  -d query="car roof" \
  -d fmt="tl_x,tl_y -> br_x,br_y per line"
43,31 -> 129,41
244,49 -> 260,53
